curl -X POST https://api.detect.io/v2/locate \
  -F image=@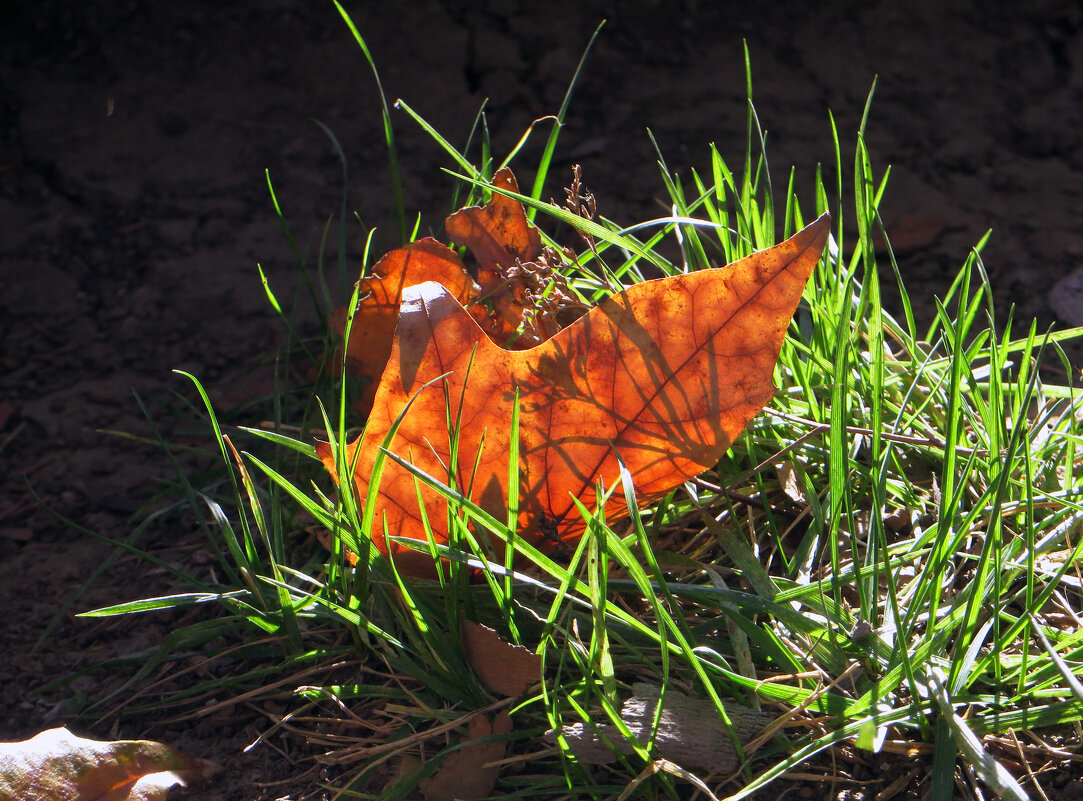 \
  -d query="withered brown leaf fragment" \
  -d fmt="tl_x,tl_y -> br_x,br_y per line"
460,620 -> 542,697
418,711 -> 512,801
319,214 -> 829,578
